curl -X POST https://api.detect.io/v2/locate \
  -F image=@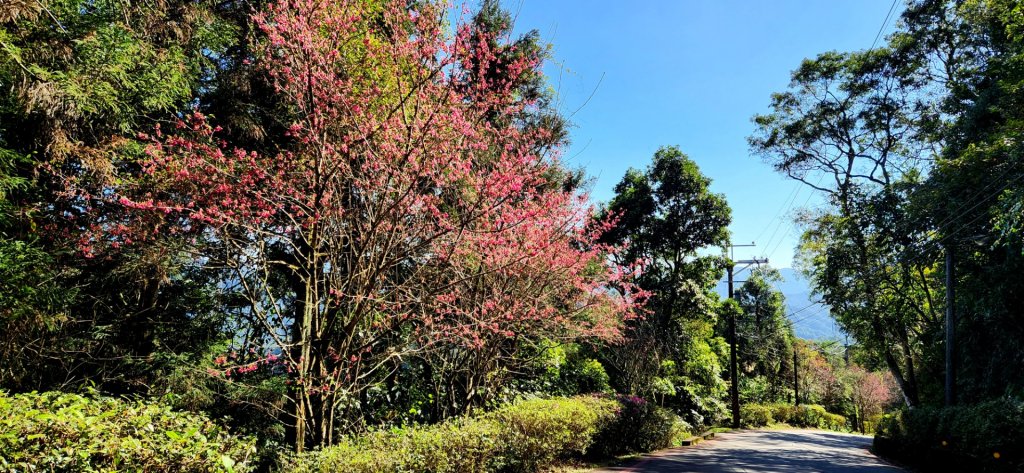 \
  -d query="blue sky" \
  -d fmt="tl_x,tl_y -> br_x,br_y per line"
508,1 -> 901,269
